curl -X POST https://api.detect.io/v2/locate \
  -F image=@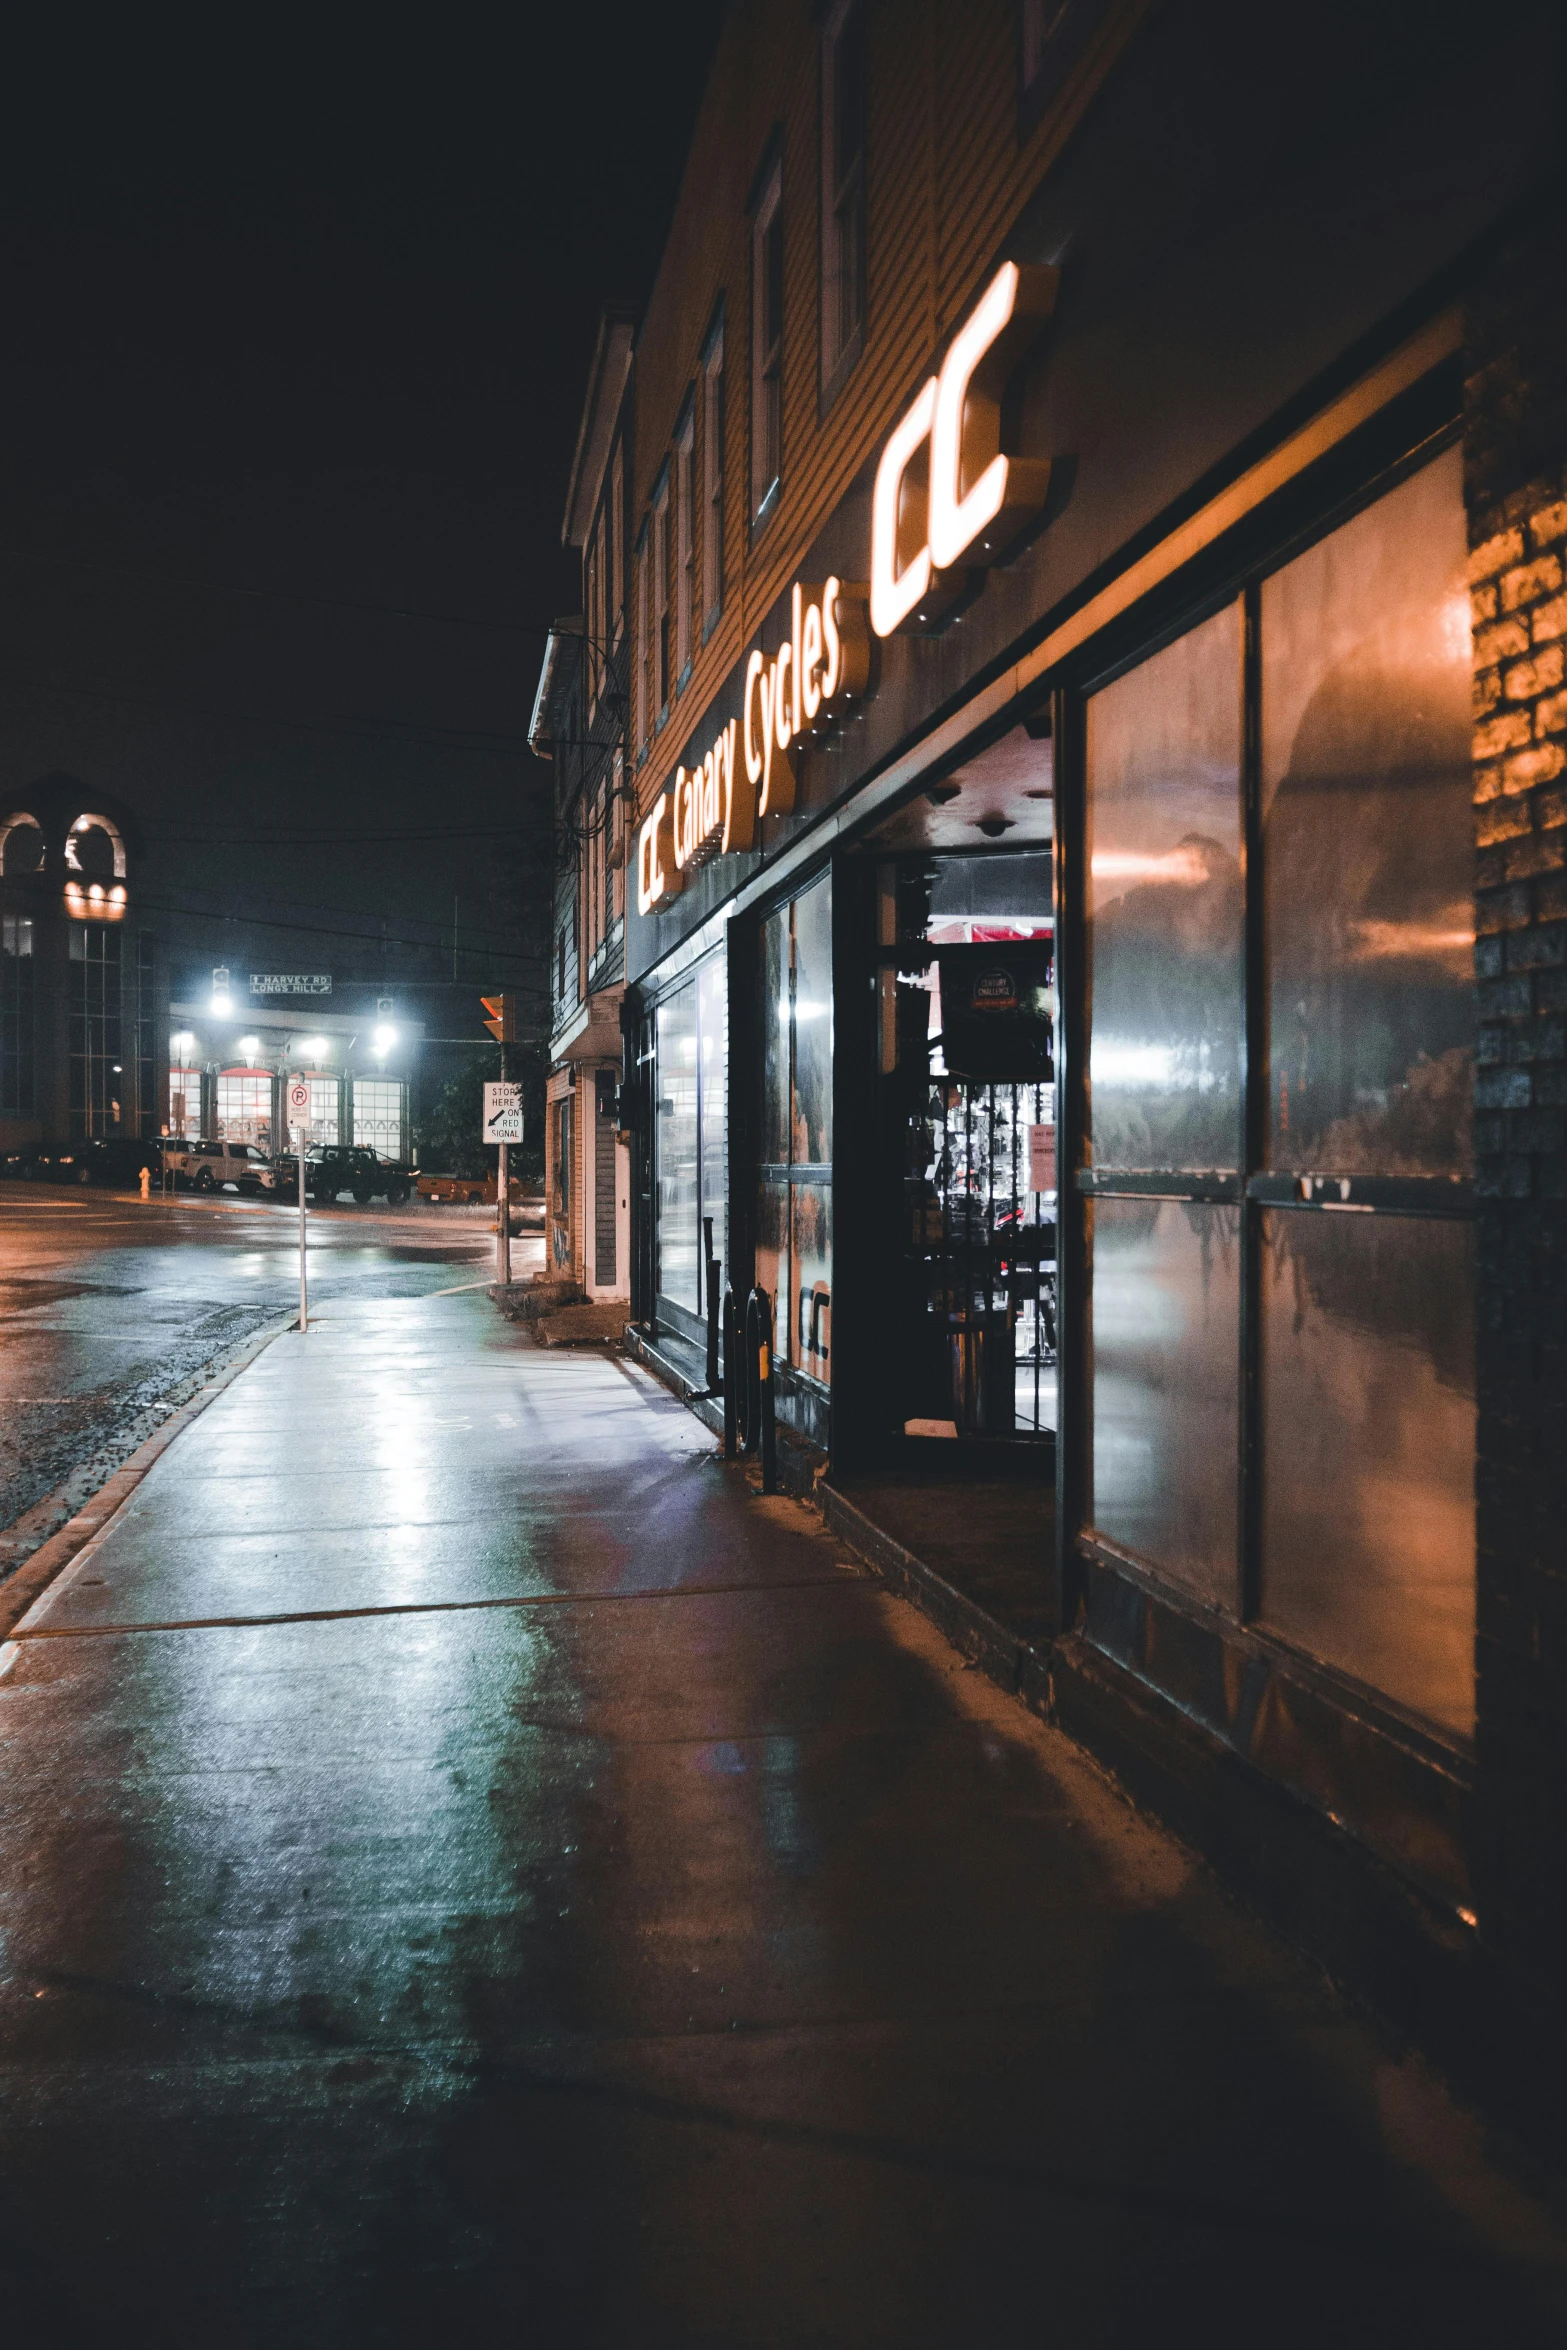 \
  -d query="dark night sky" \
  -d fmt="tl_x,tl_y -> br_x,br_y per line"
0,4 -> 723,1015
